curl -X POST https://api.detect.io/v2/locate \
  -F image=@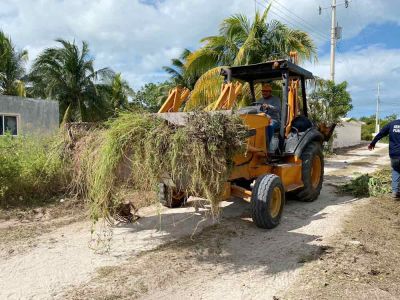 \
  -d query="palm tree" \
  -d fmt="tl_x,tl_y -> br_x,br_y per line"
110,73 -> 134,110
162,49 -> 198,90
0,30 -> 28,97
101,73 -> 134,112
29,39 -> 114,122
184,5 -> 317,110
